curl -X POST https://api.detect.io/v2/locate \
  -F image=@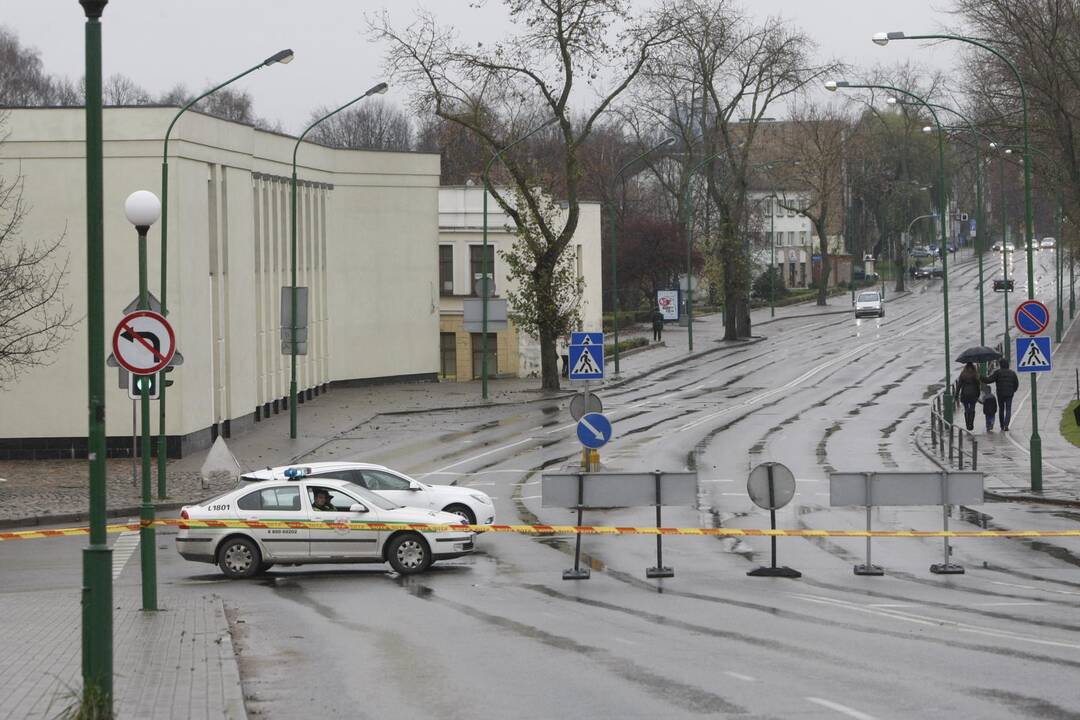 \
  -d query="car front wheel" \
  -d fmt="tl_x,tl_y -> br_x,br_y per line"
386,533 -> 432,575
443,504 -> 476,525
218,537 -> 261,579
